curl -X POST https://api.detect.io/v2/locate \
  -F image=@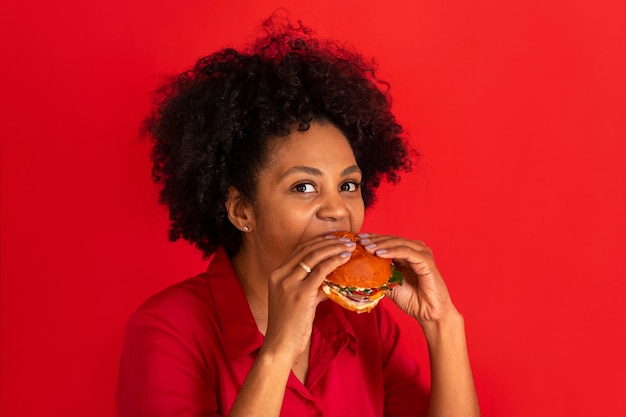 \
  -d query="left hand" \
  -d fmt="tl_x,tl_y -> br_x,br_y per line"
359,233 -> 458,324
